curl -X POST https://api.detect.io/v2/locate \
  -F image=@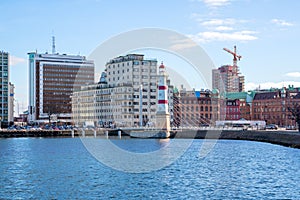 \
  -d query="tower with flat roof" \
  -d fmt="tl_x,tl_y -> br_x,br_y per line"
28,52 -> 94,123
0,51 -> 9,123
